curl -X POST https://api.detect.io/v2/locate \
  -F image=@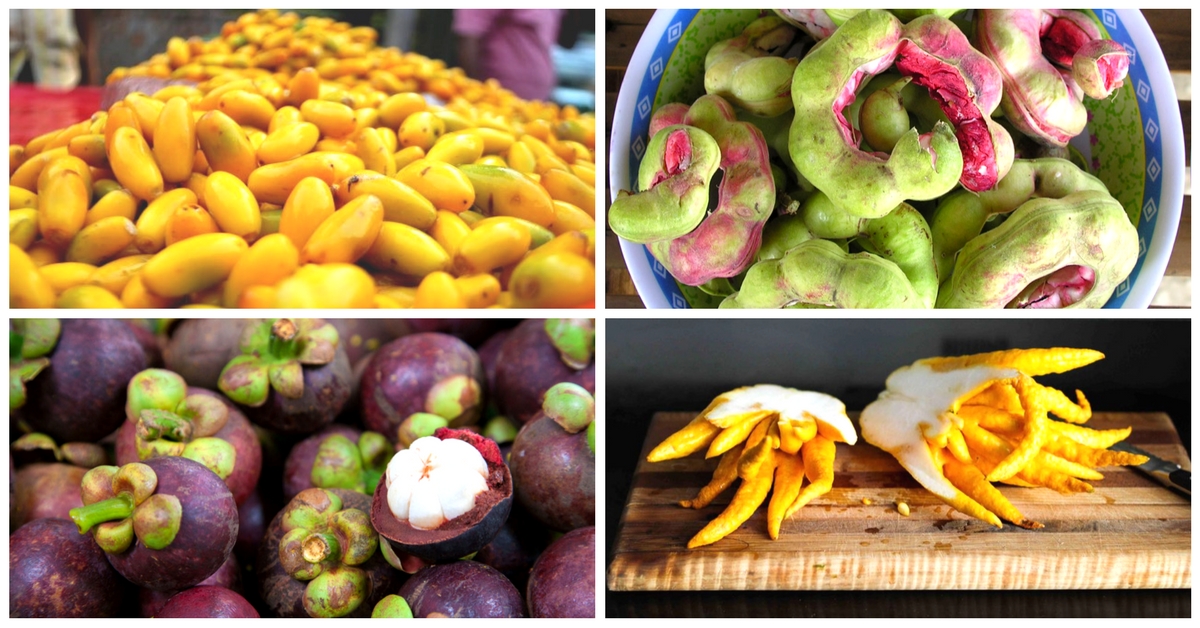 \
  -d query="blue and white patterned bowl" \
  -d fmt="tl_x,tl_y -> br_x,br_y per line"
609,9 -> 1184,309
